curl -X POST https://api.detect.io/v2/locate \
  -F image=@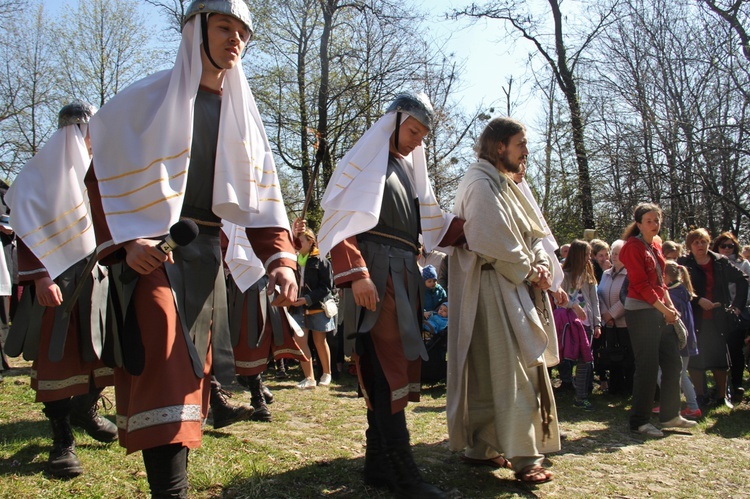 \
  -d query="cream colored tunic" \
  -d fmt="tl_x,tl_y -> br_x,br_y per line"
446,159 -> 560,468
